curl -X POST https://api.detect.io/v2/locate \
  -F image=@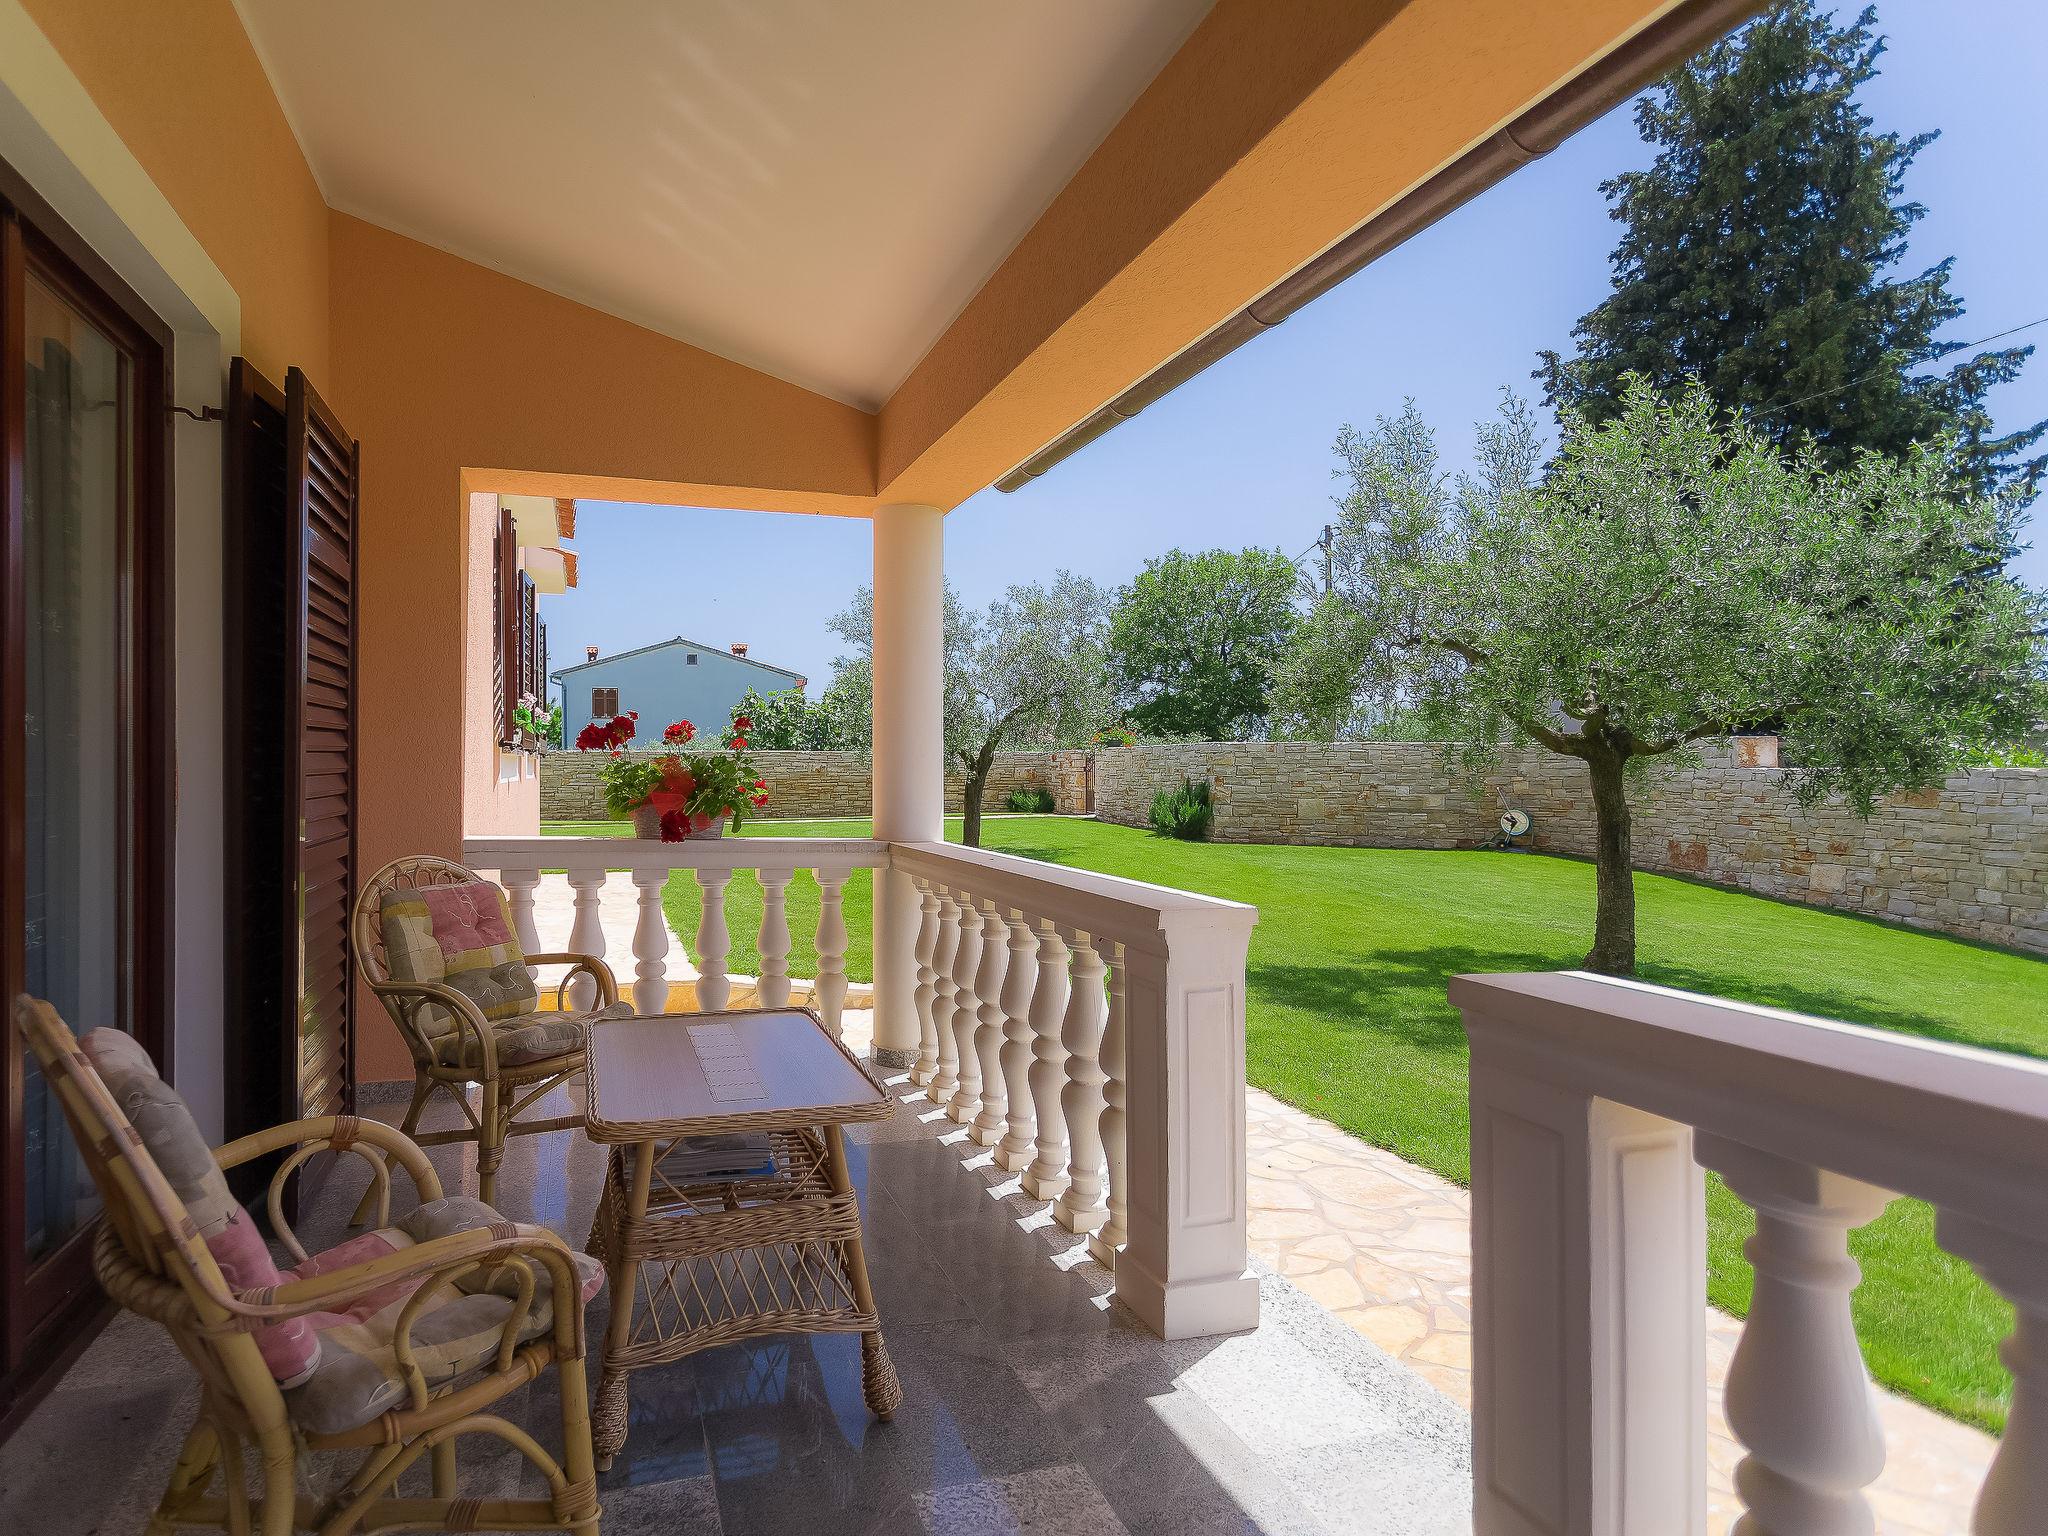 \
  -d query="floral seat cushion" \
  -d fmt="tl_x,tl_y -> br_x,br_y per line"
80,1028 -> 321,1387
284,1195 -> 605,1436
380,880 -> 539,1062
